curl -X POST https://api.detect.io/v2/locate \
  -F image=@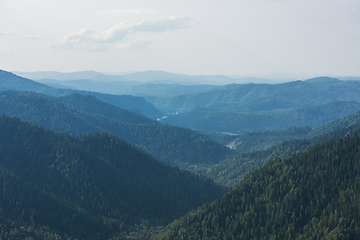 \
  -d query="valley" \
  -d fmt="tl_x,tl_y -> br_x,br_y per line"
1,69 -> 360,239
